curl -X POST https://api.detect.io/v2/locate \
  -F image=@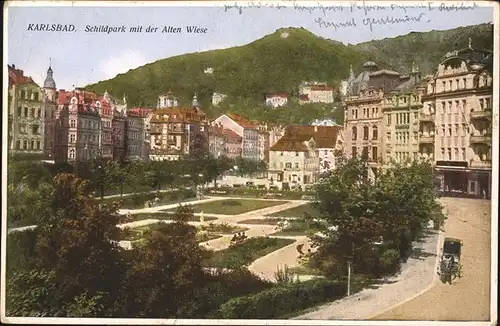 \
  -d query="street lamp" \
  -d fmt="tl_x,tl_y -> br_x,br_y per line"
97,165 -> 104,199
